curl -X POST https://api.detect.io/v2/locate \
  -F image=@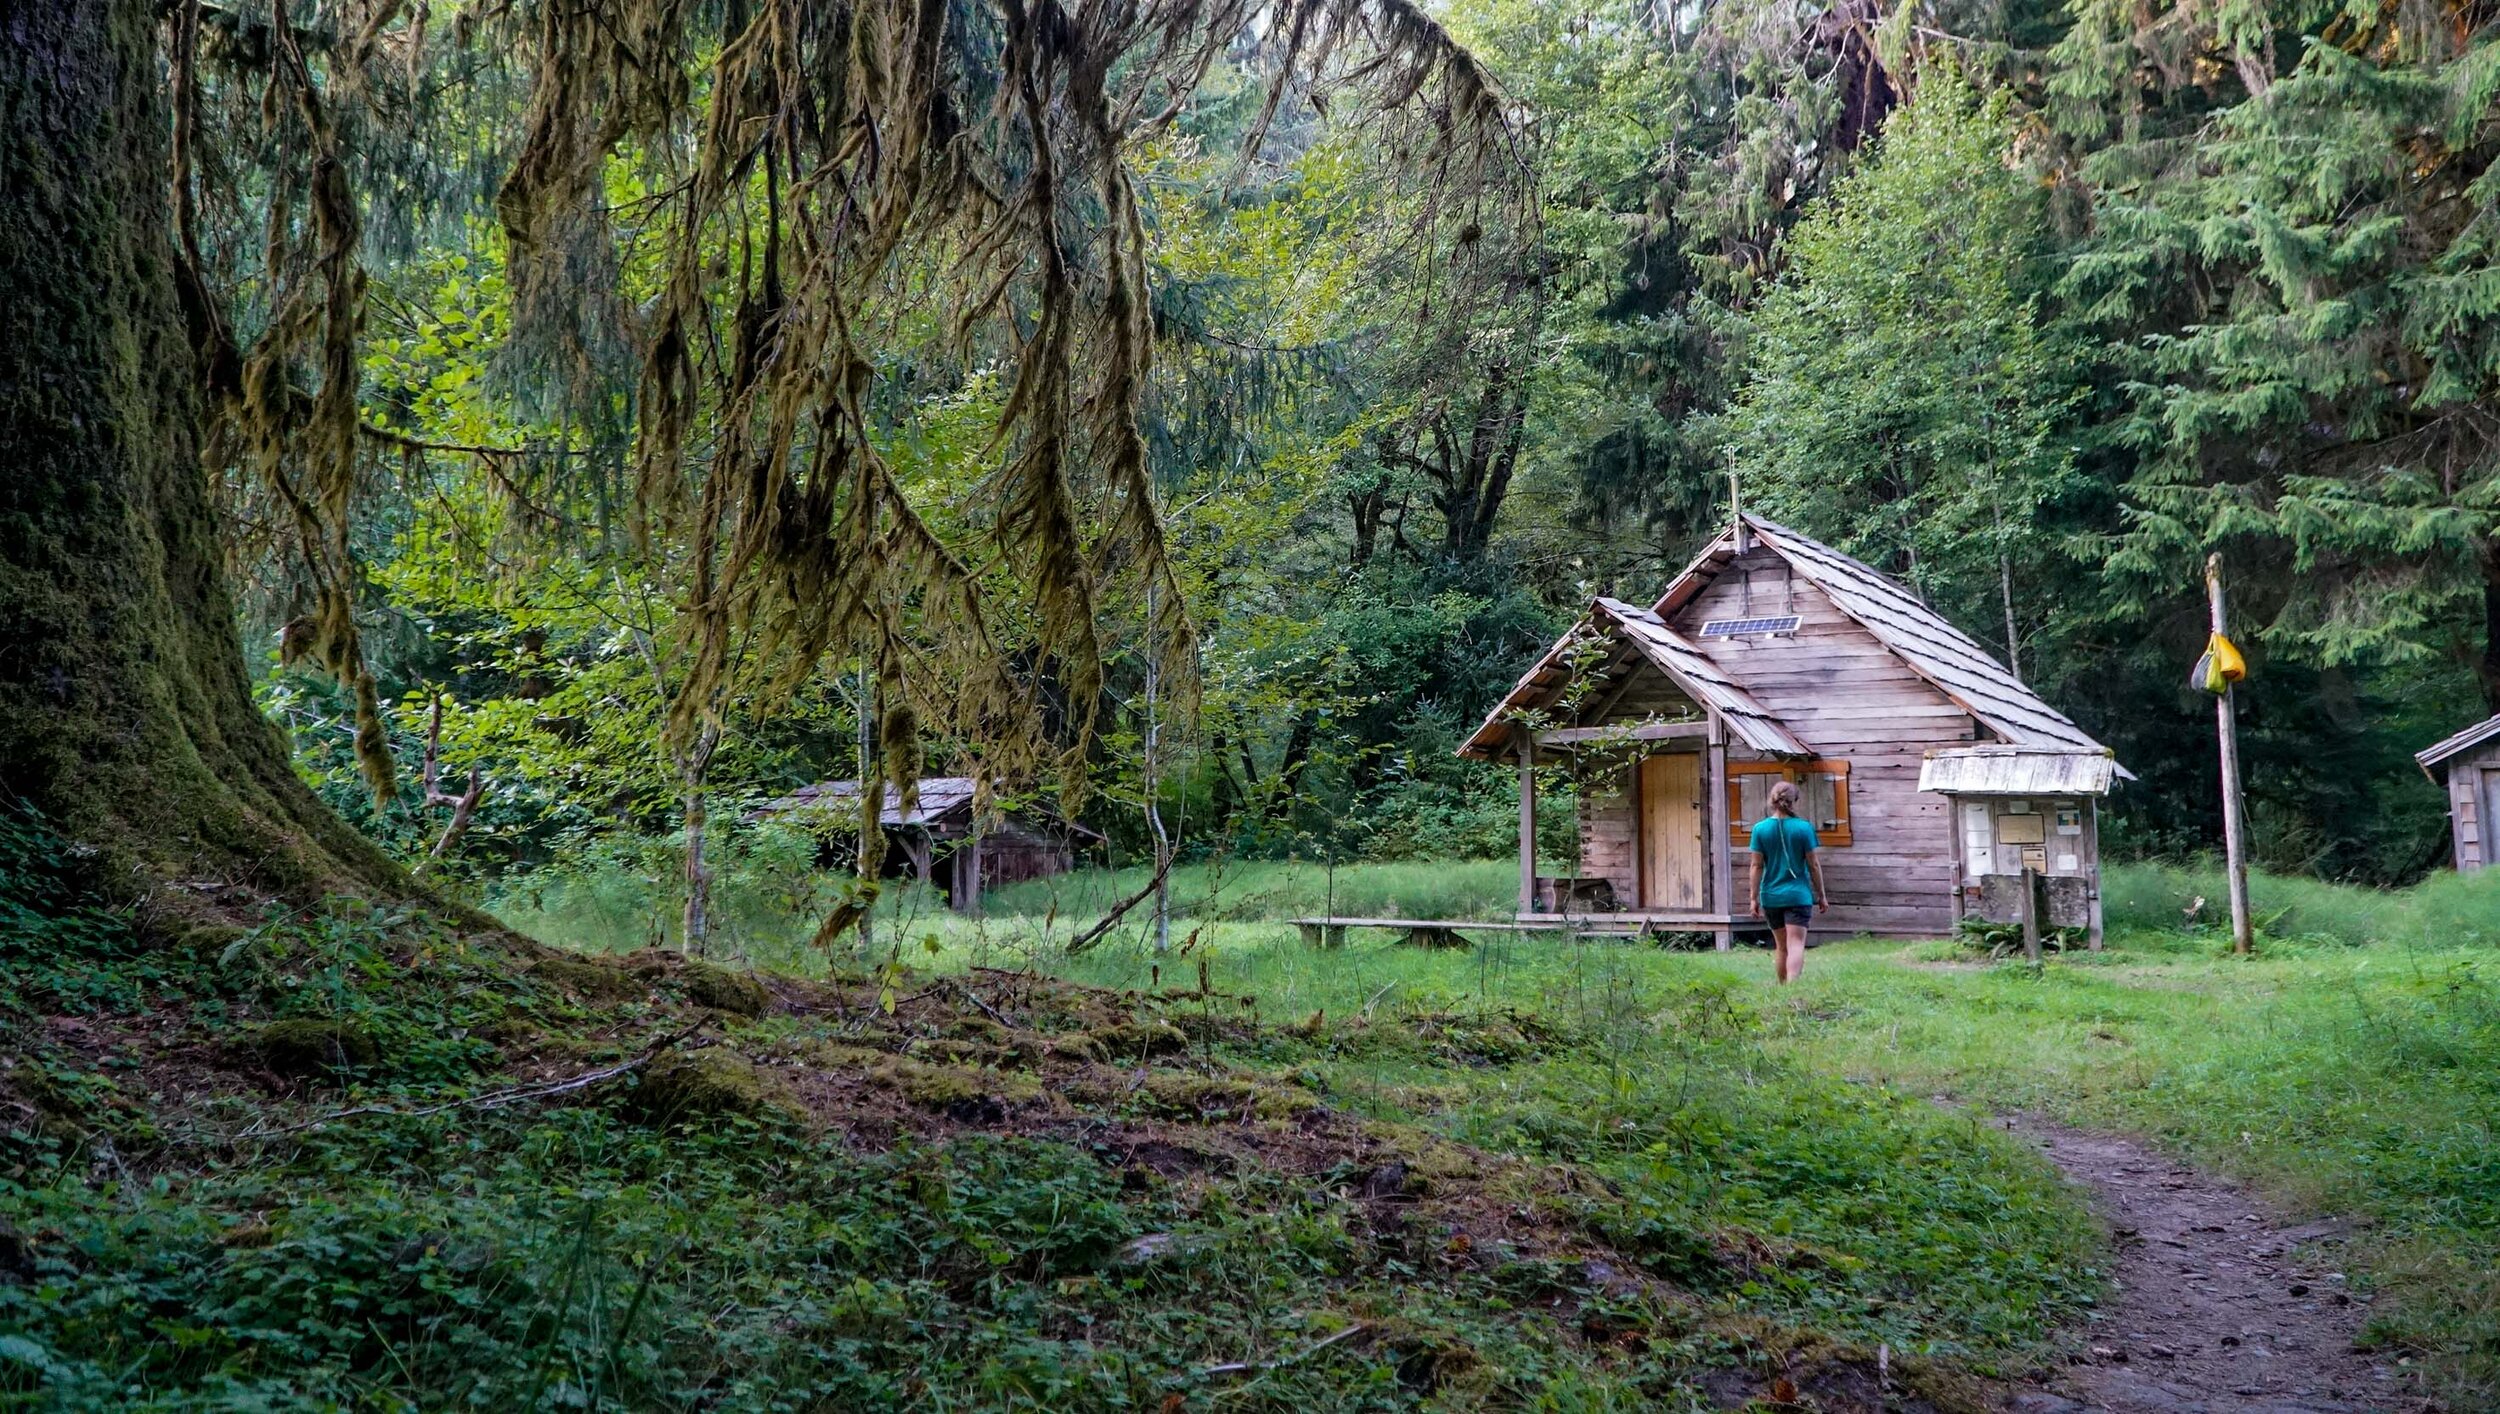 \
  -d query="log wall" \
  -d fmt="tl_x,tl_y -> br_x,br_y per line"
2445,741 -> 2500,870
1575,768 -> 1640,906
1677,546 -> 1981,937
